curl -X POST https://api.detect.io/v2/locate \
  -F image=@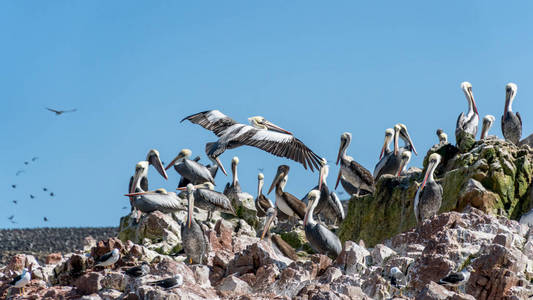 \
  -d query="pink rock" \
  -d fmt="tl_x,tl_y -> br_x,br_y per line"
75,272 -> 104,295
